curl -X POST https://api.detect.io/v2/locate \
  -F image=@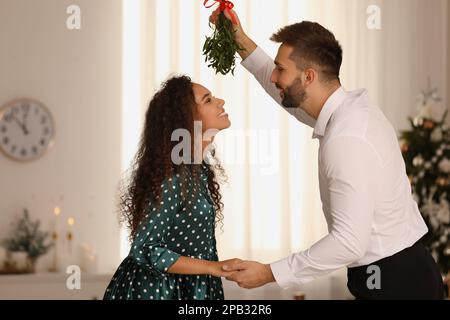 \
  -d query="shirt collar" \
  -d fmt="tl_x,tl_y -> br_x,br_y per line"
312,86 -> 347,139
